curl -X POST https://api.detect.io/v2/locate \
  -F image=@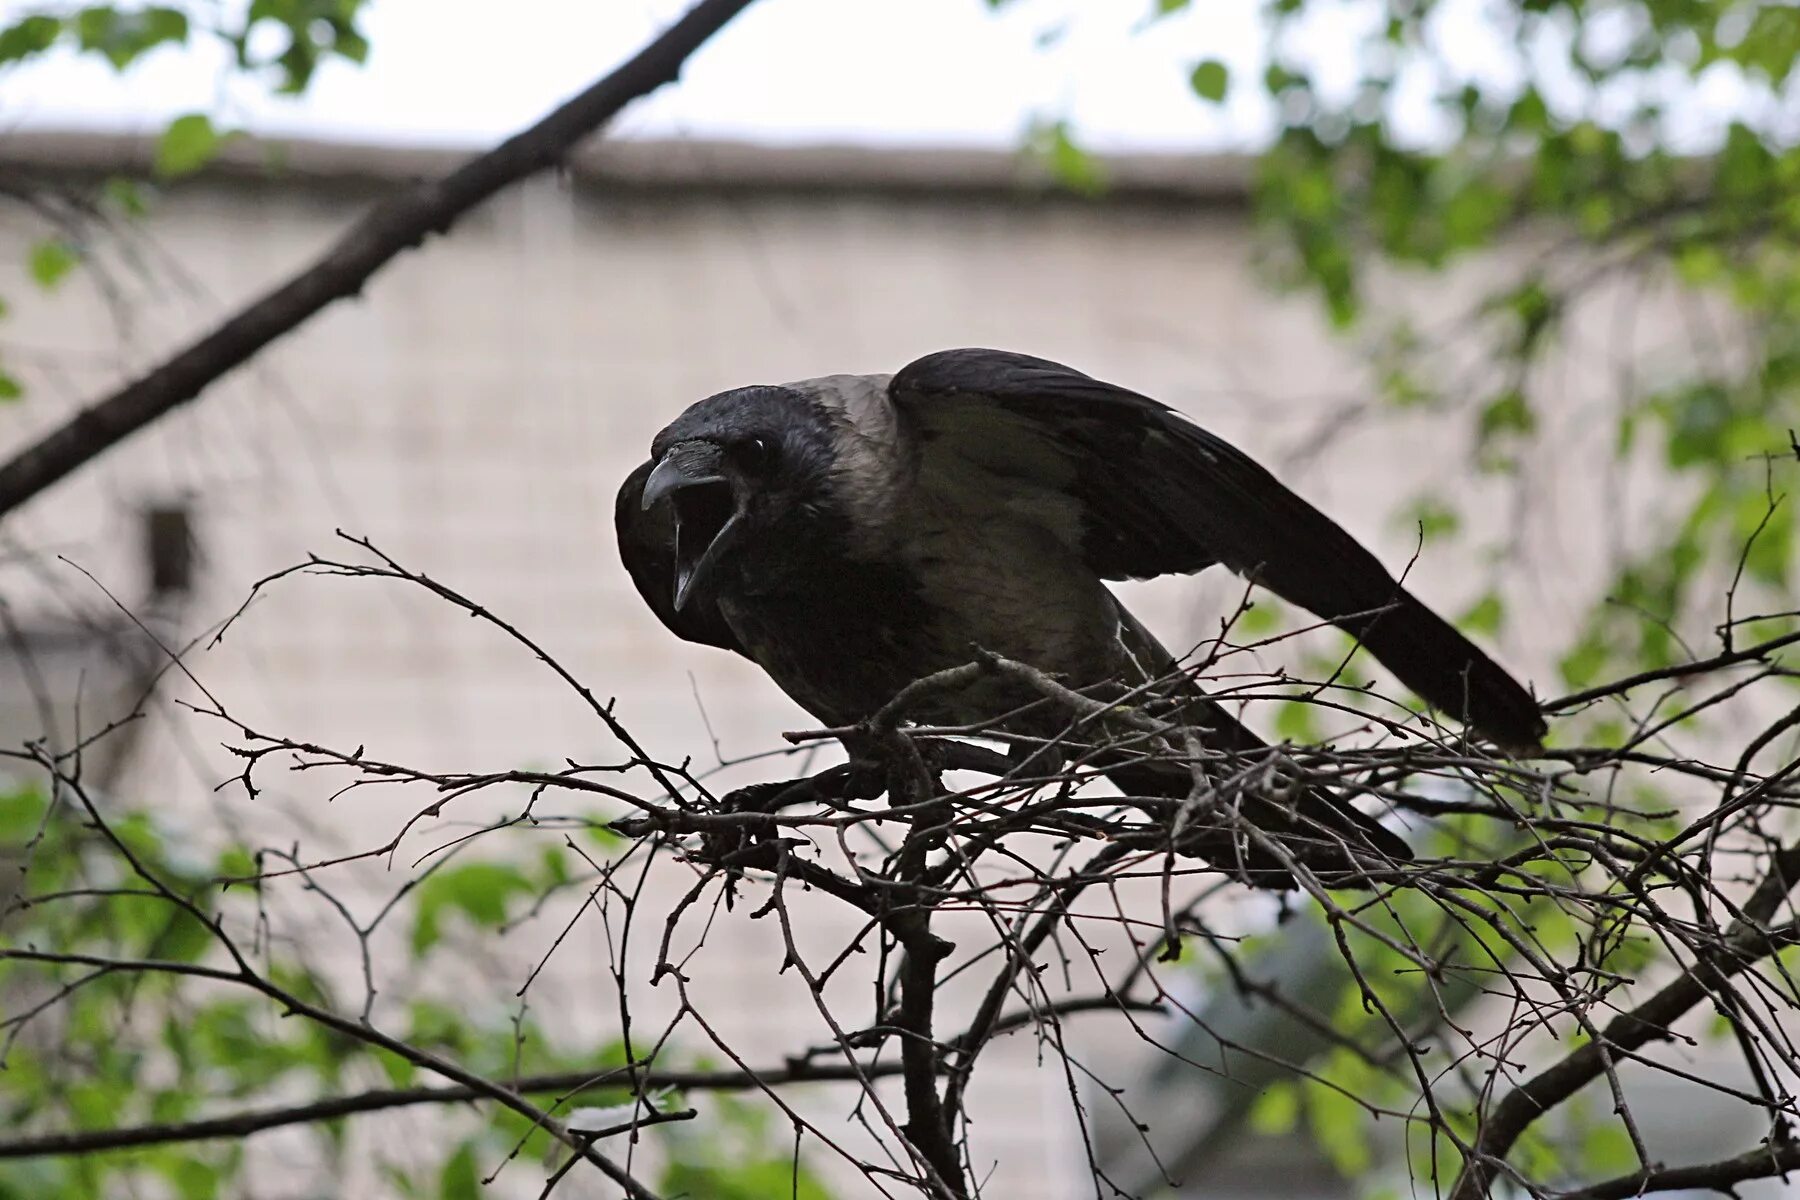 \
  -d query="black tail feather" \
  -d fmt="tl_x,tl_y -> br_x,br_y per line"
1338,588 -> 1547,754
